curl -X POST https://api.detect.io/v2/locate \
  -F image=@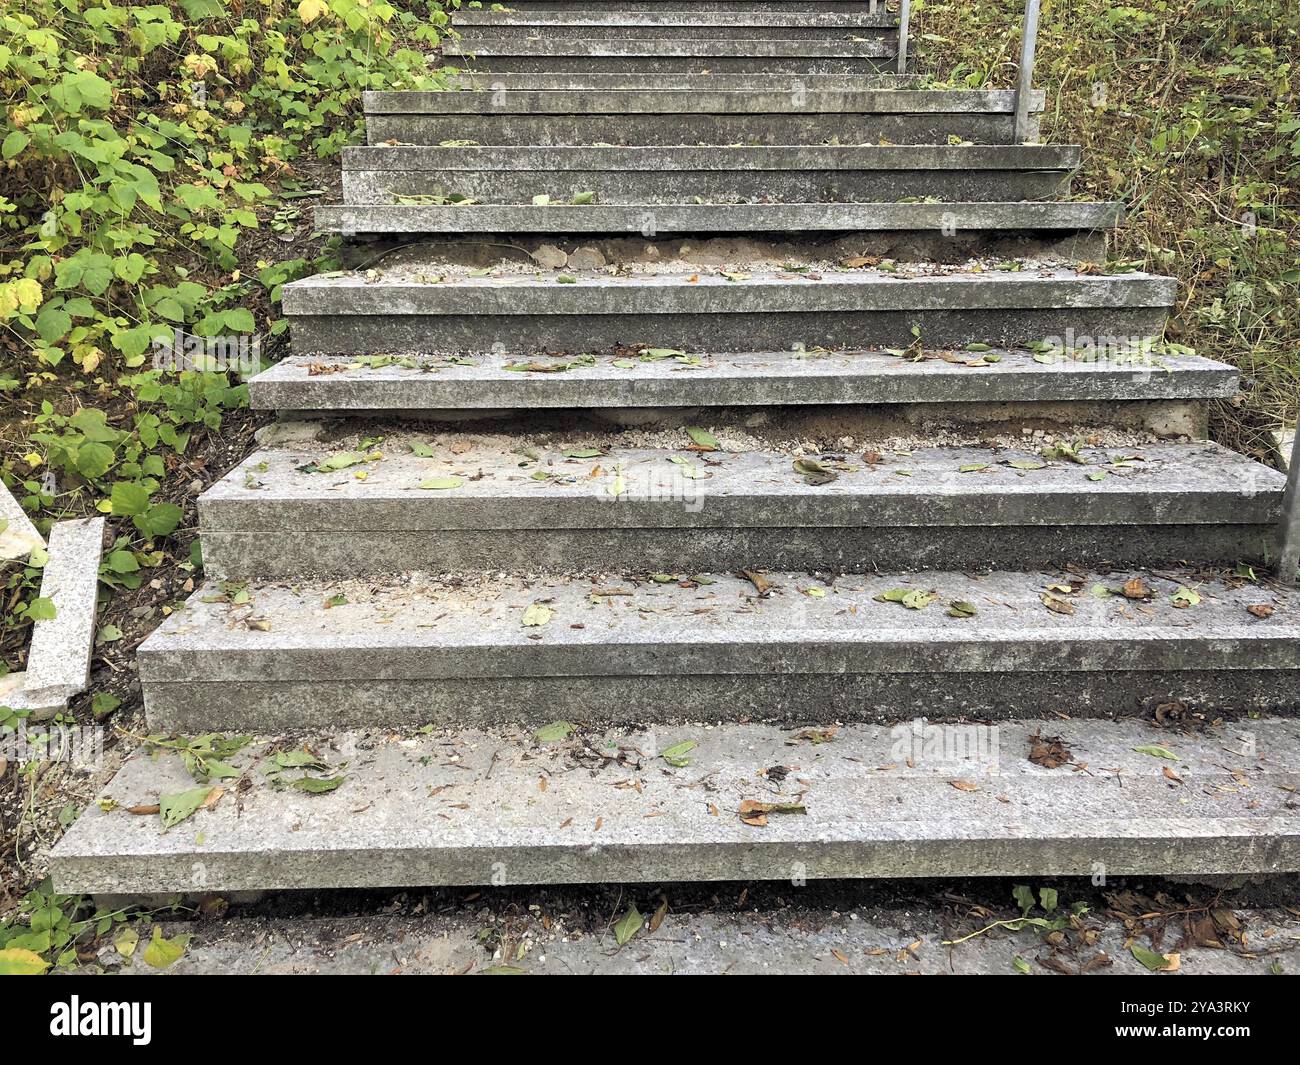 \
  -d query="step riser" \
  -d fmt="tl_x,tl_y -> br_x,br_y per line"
455,56 -> 898,74
317,203 -> 1115,235
362,89 -> 1039,116
487,1 -> 887,9
140,671 -> 1300,734
199,526 -> 1278,582
288,308 -> 1170,357
445,73 -> 919,89
343,169 -> 1073,205
365,114 -> 1036,146
455,26 -> 896,40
